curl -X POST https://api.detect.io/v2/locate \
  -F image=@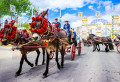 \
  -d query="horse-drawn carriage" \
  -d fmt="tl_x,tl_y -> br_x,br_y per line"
114,34 -> 120,53
49,40 -> 81,60
0,9 -> 81,77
